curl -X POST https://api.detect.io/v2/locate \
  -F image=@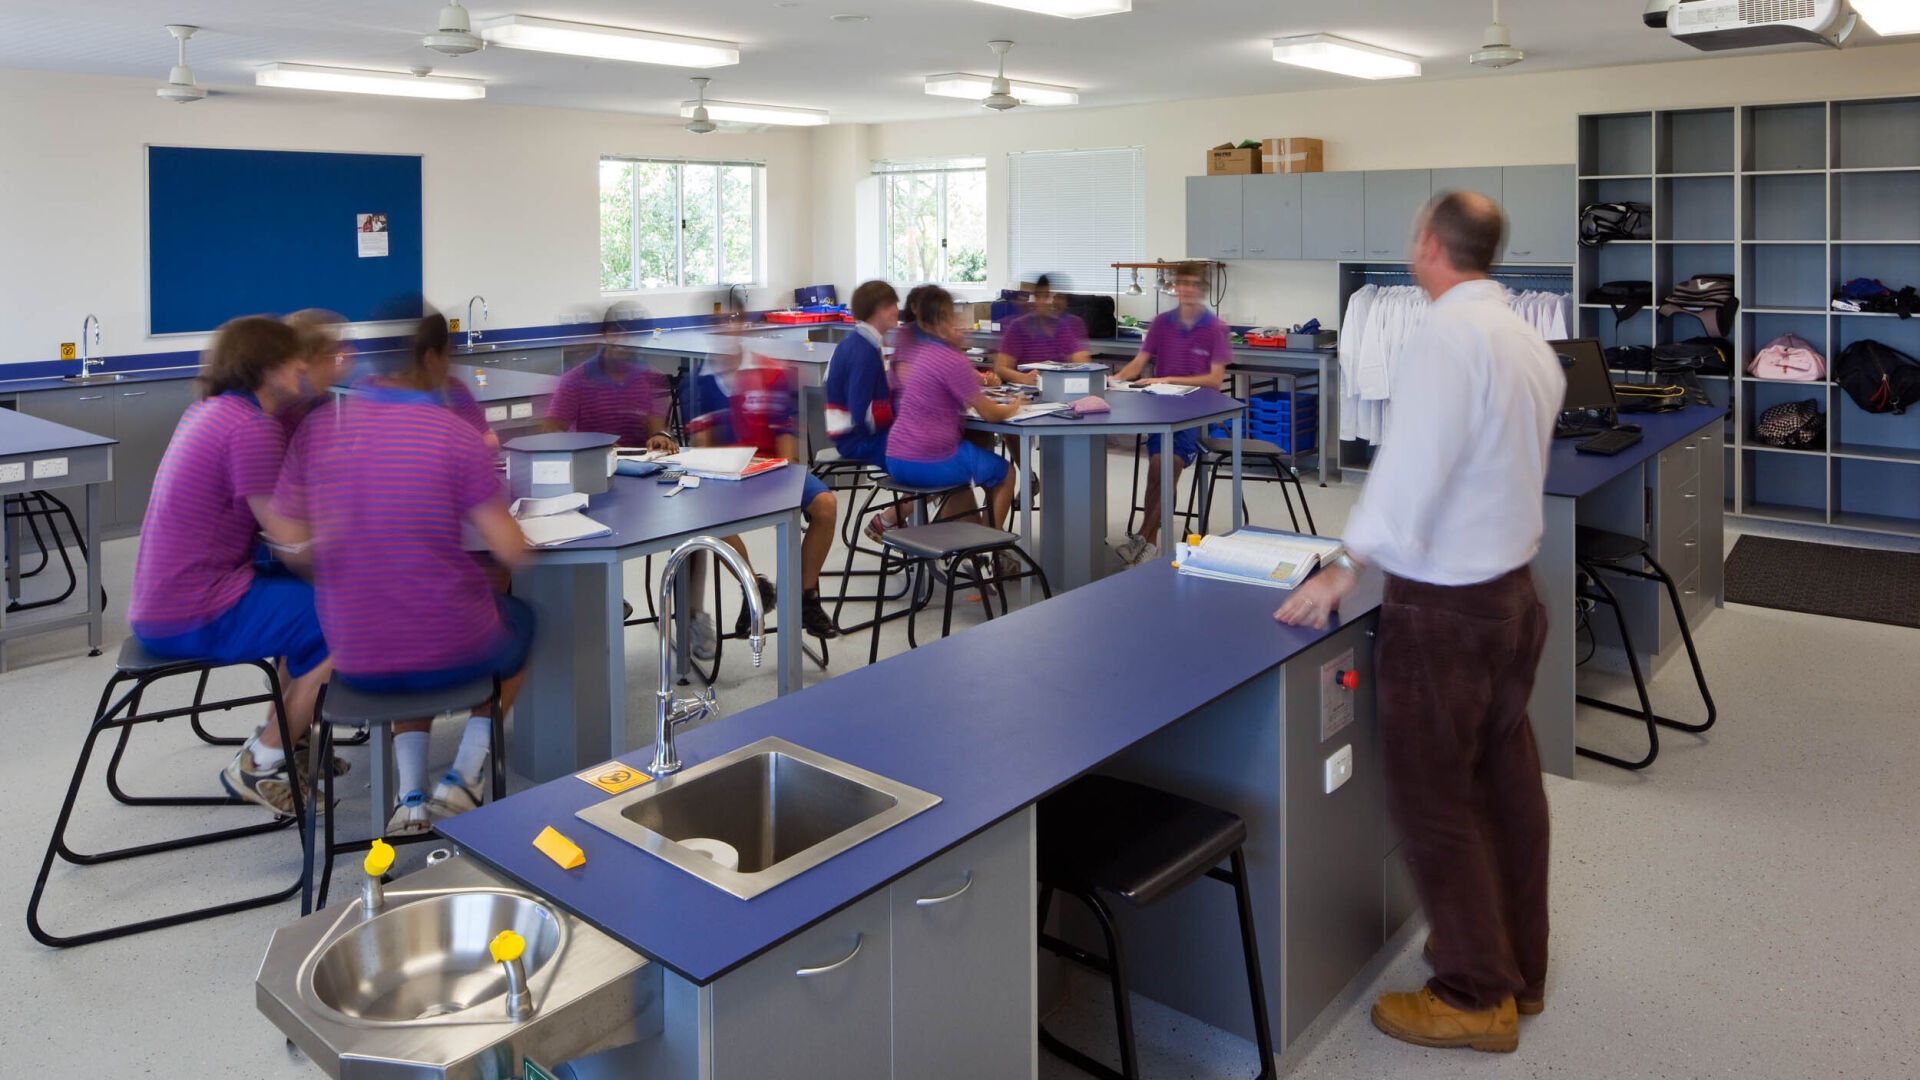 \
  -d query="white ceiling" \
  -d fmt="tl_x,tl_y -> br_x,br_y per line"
0,1 -> 1889,124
